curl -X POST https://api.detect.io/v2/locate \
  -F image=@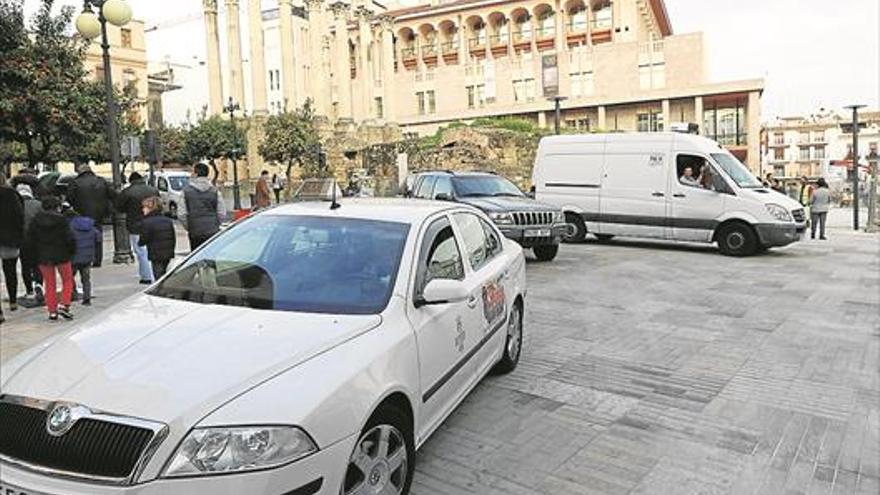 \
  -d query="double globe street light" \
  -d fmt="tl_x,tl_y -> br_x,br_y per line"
75,0 -> 134,264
